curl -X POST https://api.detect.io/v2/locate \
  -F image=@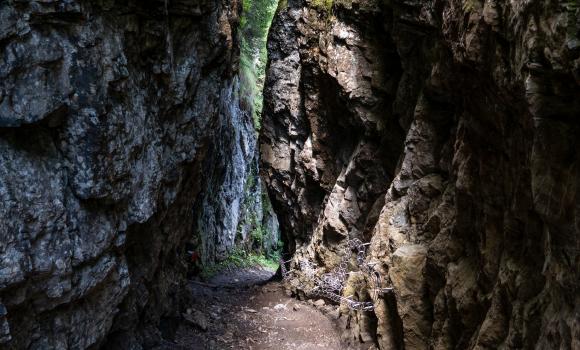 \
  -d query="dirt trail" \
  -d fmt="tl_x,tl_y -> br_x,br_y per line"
162,267 -> 358,350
